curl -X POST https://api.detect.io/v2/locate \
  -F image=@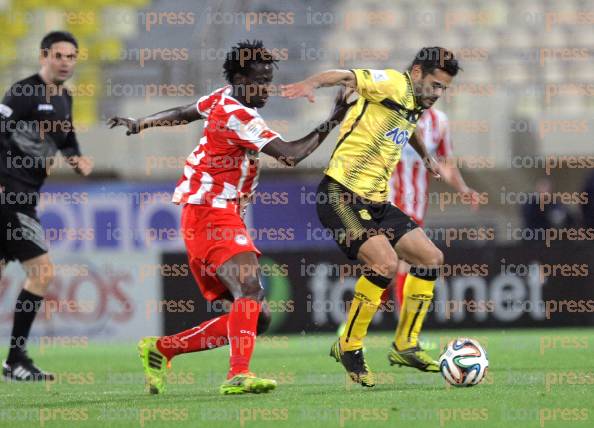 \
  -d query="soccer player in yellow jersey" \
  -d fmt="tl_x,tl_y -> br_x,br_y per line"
282,47 -> 460,386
